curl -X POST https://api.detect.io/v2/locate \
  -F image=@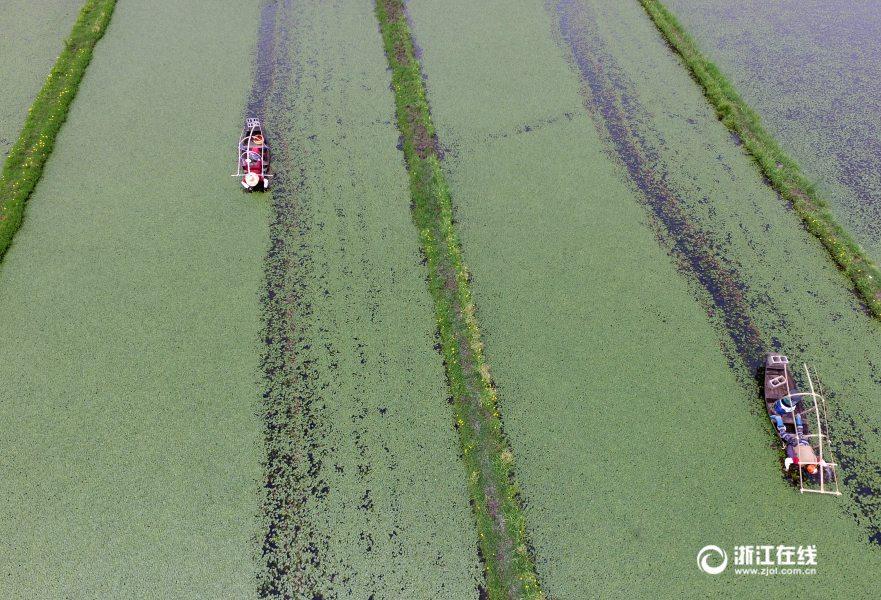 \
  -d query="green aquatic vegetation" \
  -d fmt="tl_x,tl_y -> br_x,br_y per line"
665,0 -> 881,264
375,1 -> 543,597
0,0 -> 116,261
407,0 -> 881,596
0,1 -> 268,596
0,0 -> 87,159
255,0 -> 480,596
640,0 -> 881,319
